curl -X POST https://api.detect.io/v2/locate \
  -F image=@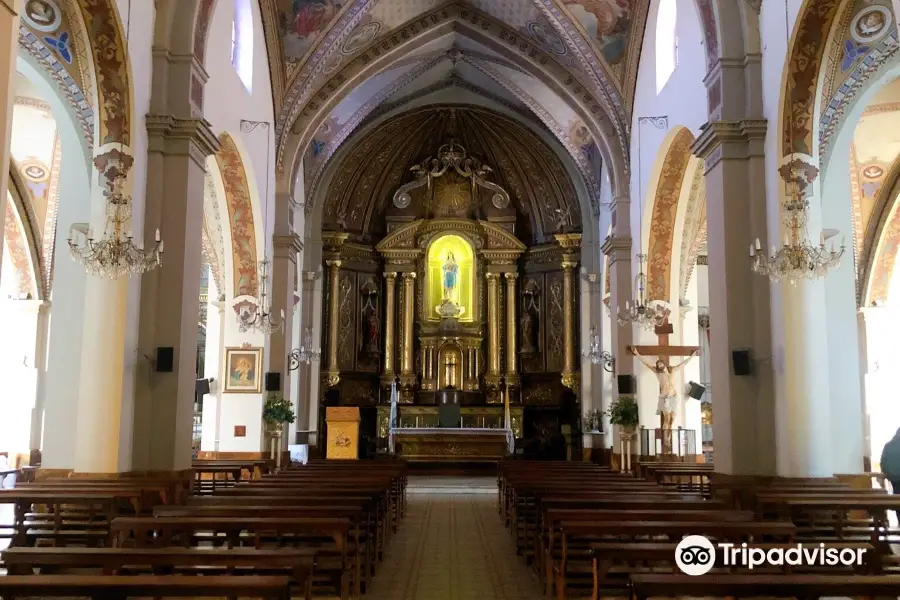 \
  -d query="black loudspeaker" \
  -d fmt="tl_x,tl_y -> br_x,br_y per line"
195,378 -> 210,396
732,348 -> 752,376
617,374 -> 636,395
265,372 -> 281,392
156,347 -> 174,372
686,381 -> 705,400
